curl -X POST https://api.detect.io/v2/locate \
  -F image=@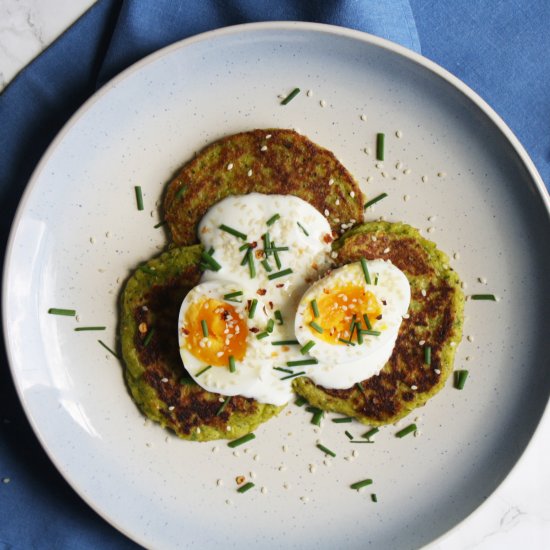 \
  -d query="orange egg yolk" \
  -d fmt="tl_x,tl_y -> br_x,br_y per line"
305,284 -> 382,345
182,298 -> 248,366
